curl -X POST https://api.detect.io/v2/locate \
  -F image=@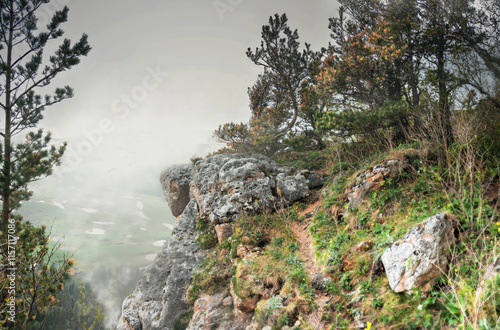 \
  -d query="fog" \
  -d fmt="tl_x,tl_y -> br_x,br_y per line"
20,0 -> 340,327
